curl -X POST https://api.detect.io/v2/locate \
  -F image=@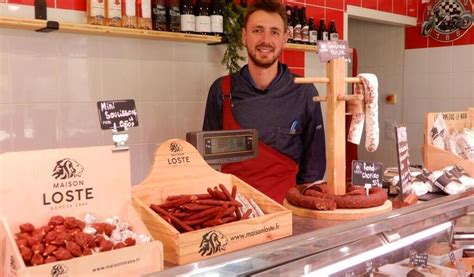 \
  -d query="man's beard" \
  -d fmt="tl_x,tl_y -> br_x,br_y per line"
247,44 -> 281,69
